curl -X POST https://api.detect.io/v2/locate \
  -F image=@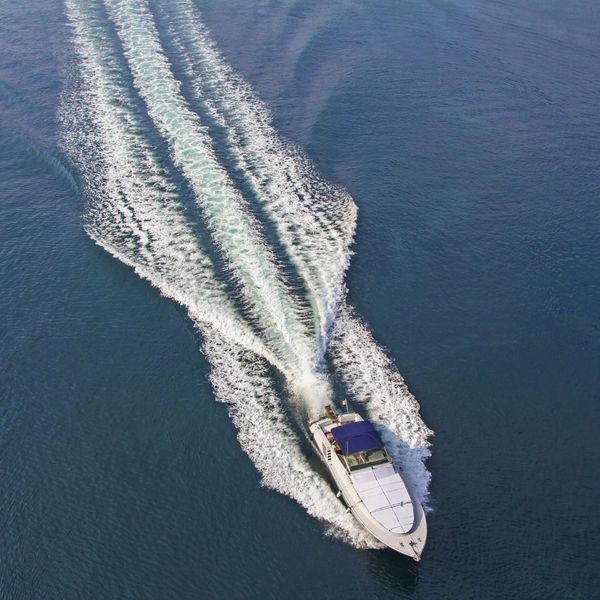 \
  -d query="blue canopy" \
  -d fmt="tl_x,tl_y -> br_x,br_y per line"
331,421 -> 383,456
